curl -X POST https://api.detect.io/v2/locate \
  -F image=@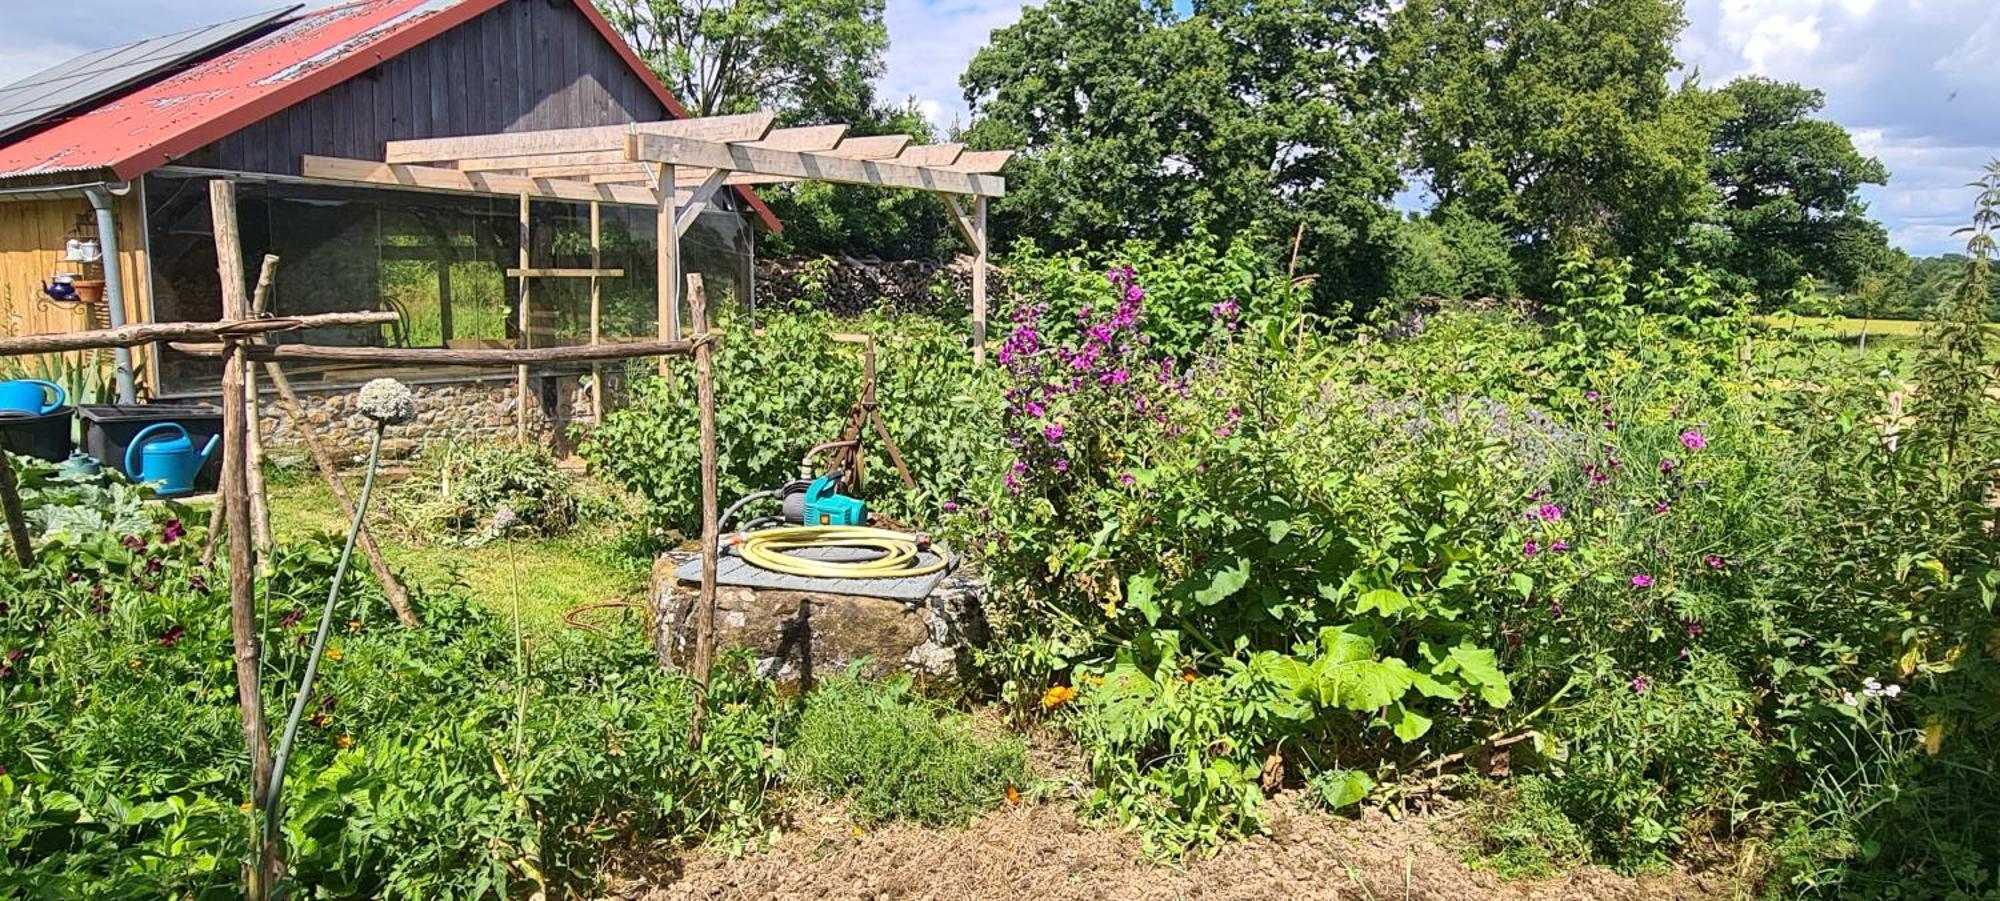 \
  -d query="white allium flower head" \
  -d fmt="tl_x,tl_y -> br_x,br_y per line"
356,378 -> 416,425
